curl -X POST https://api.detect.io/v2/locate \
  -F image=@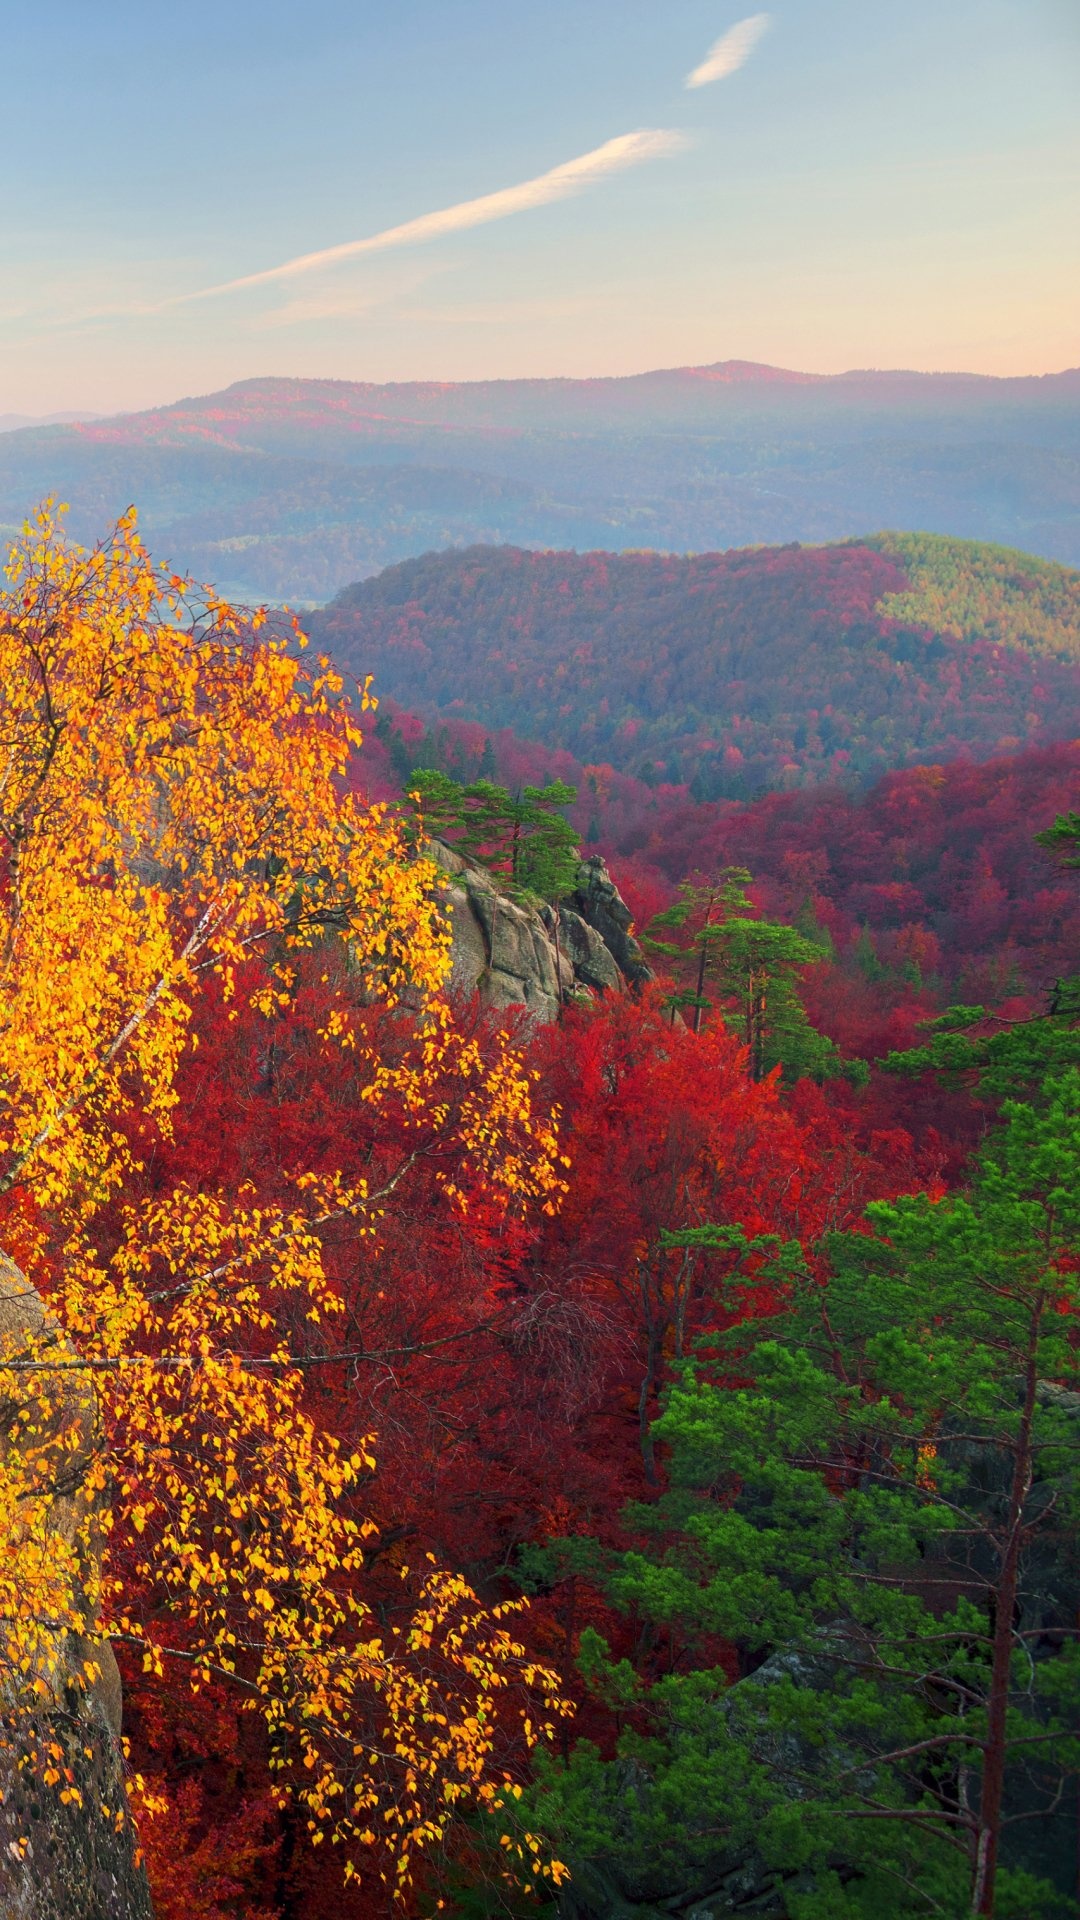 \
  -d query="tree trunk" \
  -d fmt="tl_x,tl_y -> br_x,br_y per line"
692,934 -> 708,1035
0,1256 -> 152,1920
970,1302 -> 1042,1916
672,1249 -> 694,1362
274,1803 -> 302,1919
746,969 -> 768,1081
638,1327 -> 661,1488
560,1574 -> 577,1763
552,903 -> 565,1023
